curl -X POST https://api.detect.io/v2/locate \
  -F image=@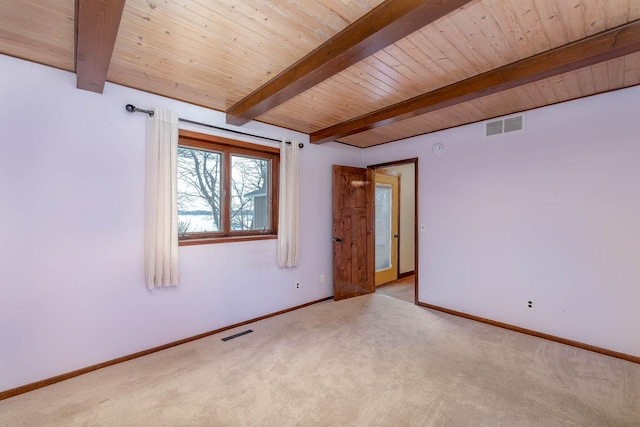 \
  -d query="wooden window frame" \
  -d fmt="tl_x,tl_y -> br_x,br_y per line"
178,129 -> 279,246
